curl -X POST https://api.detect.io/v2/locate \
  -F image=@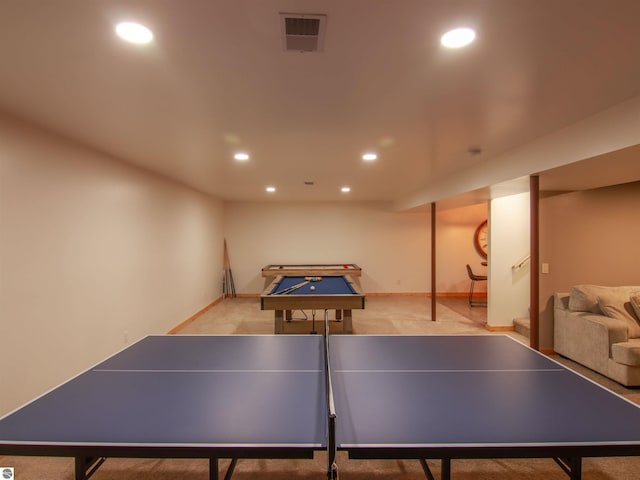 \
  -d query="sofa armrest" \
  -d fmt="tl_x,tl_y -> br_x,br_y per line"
554,304 -> 629,375
554,292 -> 570,312
588,315 -> 630,345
